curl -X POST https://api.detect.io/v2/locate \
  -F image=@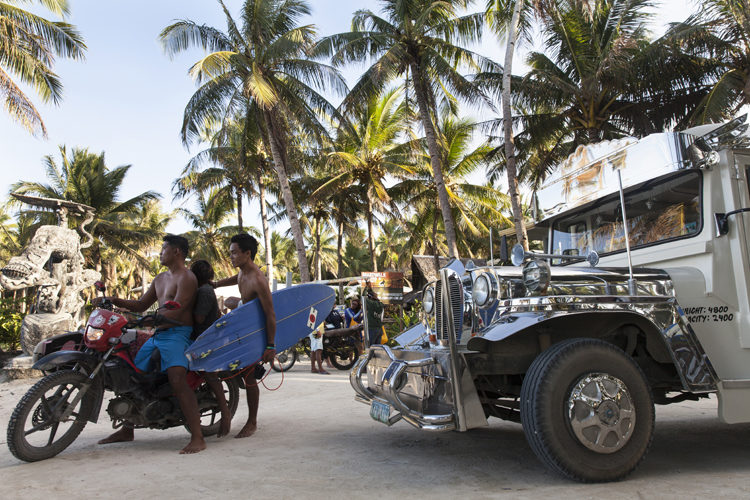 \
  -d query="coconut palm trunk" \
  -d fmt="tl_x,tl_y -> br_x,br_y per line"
366,194 -> 377,272
263,111 -> 310,282
257,171 -> 274,282
410,63 -> 460,259
315,216 -> 322,280
337,219 -> 344,301
503,0 -> 529,251
236,188 -> 244,231
432,212 -> 440,273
